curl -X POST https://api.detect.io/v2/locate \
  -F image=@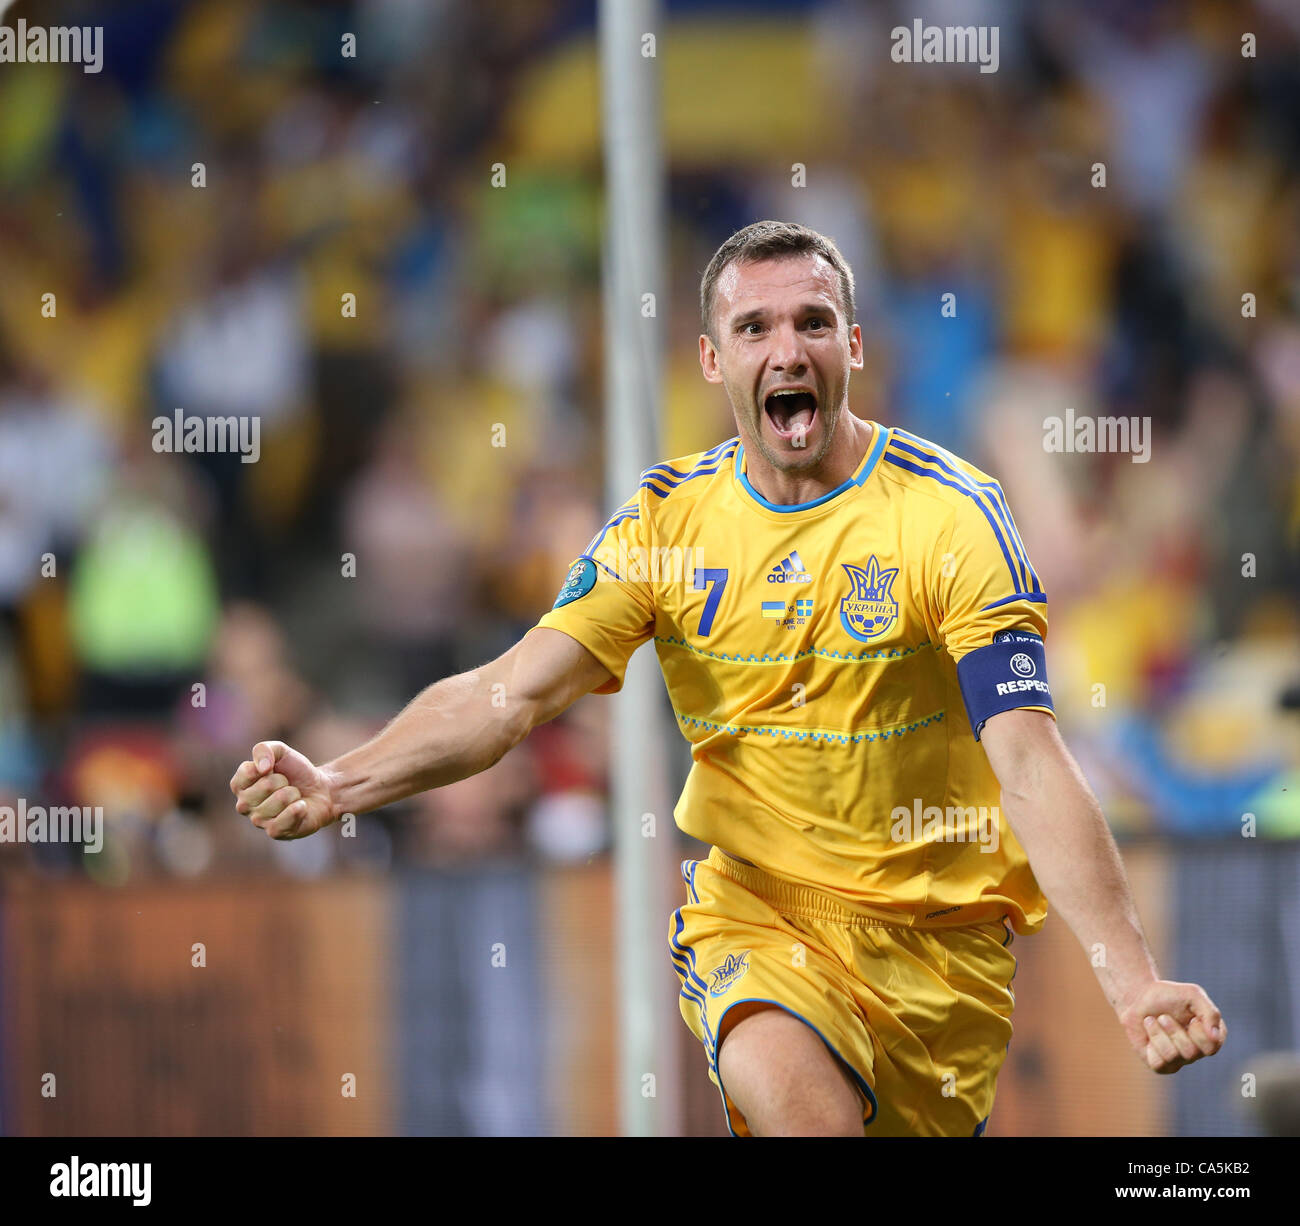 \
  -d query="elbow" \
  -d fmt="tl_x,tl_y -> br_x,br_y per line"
996,777 -> 1036,818
982,709 -> 1061,808
990,750 -> 1049,819
467,707 -> 530,778
499,697 -> 538,756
